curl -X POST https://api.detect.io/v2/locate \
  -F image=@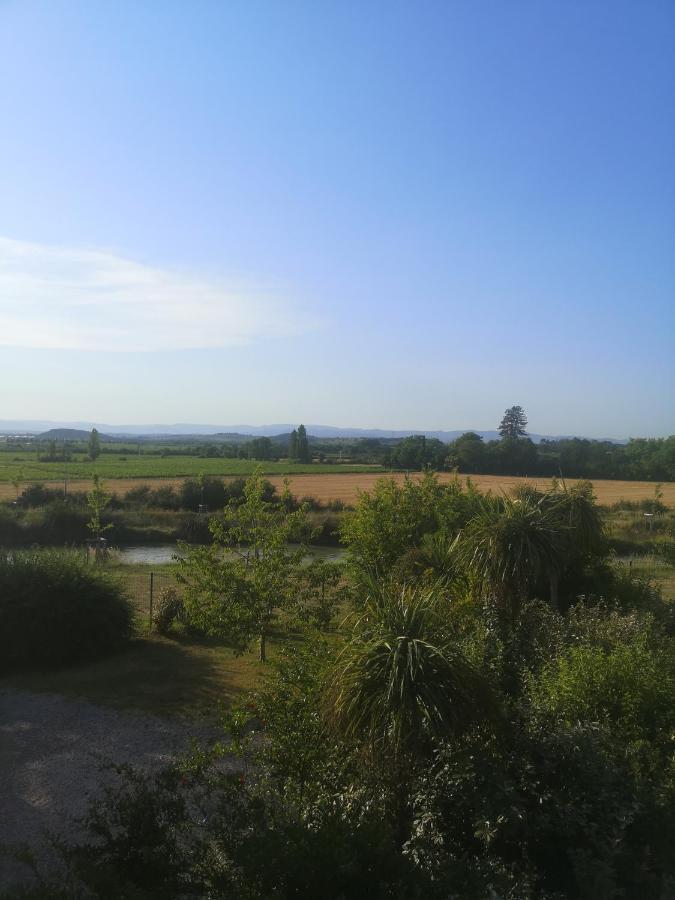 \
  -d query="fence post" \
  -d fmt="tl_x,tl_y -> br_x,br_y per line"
149,571 -> 154,628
